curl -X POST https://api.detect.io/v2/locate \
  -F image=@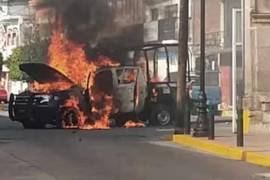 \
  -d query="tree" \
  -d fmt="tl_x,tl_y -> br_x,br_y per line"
7,39 -> 49,81
175,0 -> 189,134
